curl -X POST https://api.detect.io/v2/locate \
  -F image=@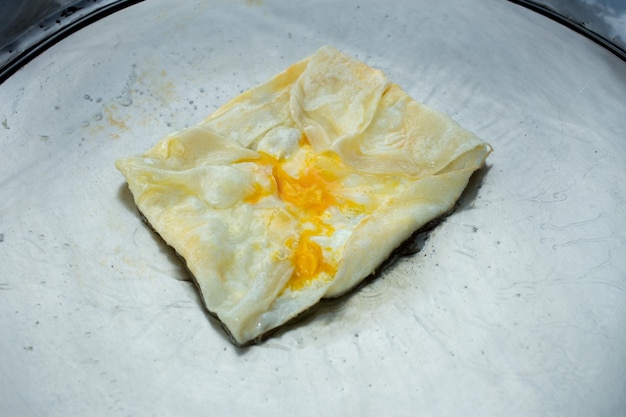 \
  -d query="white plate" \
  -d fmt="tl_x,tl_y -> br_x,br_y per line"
1,0 -> 625,415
